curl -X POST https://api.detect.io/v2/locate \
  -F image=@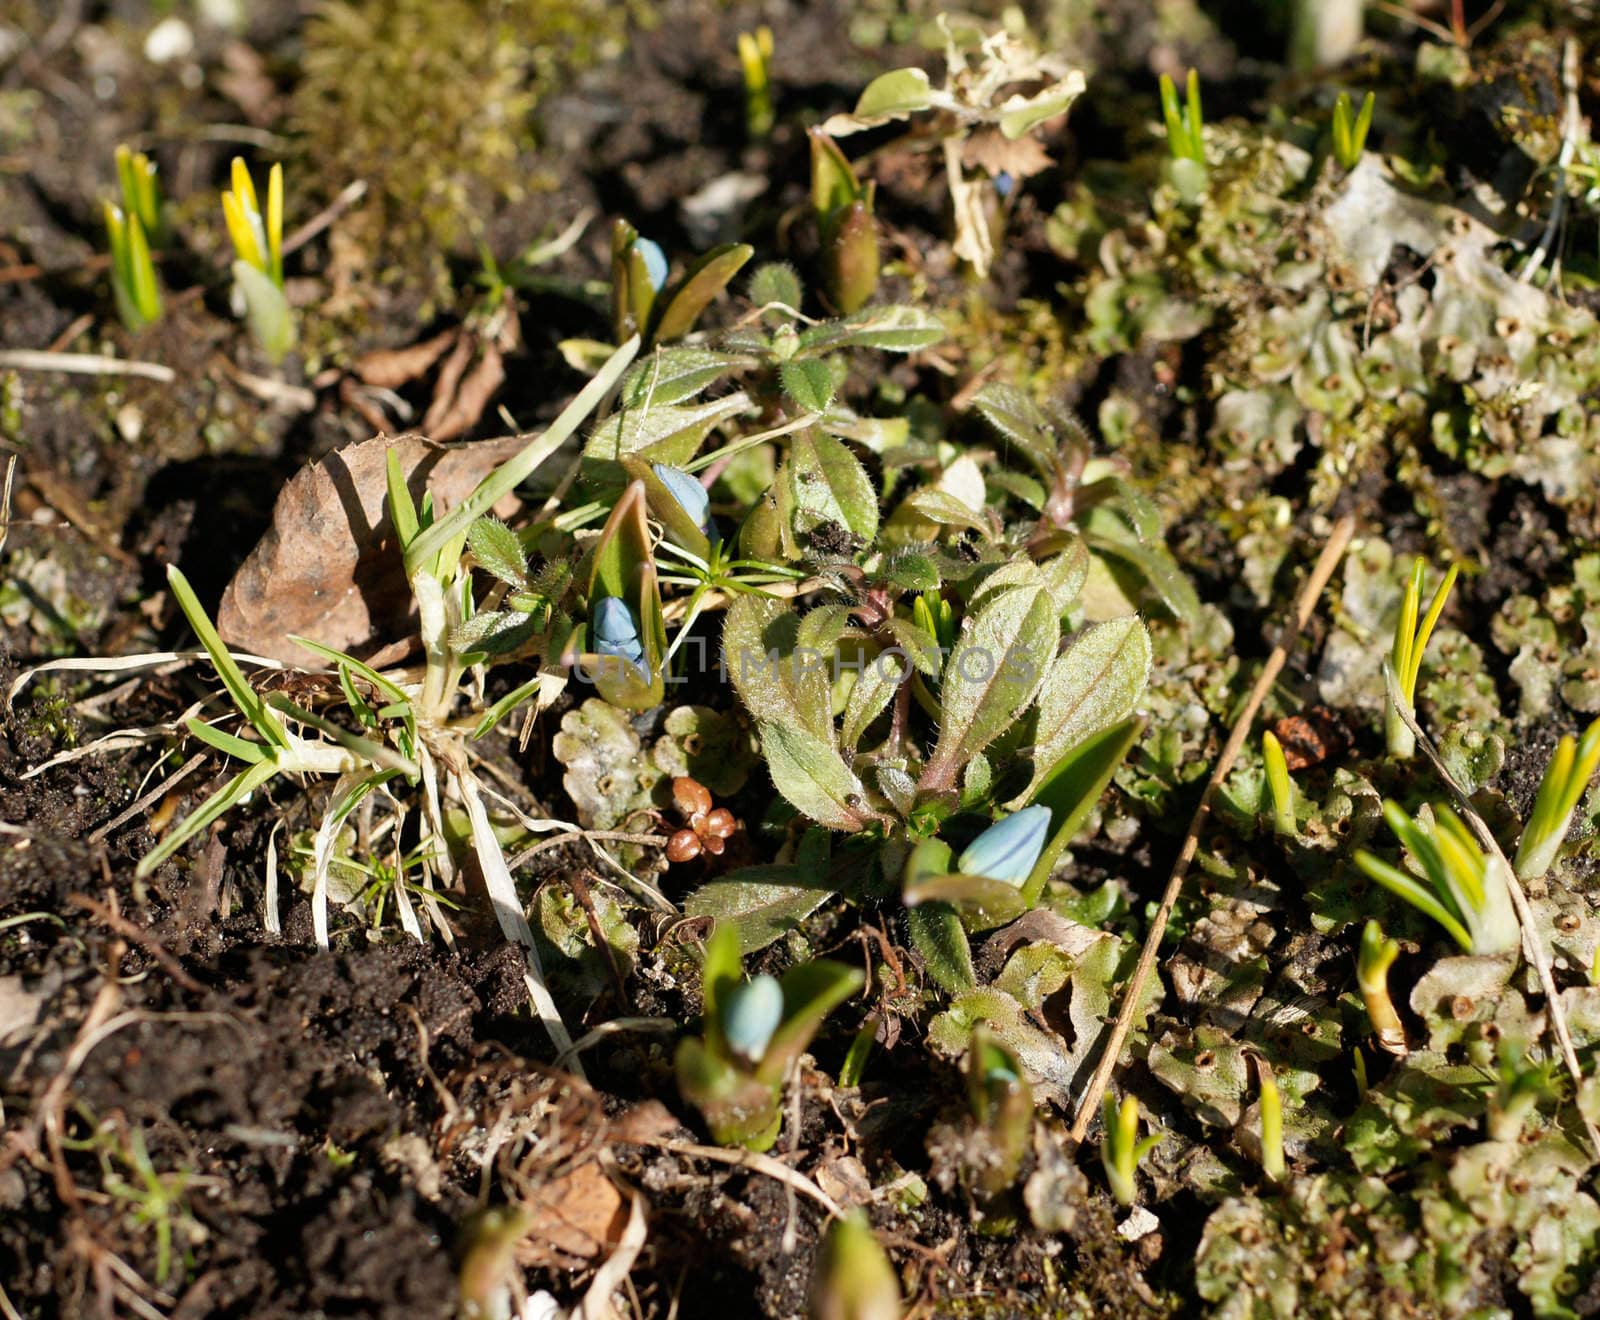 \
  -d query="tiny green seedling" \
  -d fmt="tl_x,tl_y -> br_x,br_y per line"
737,26 -> 775,139
221,156 -> 295,361
1385,557 -> 1458,759
1251,1053 -> 1286,1183
1357,919 -> 1406,1056
104,145 -> 165,332
1261,729 -> 1296,837
1330,91 -> 1376,171
1512,715 -> 1600,881
964,1027 -> 1034,1199
1354,800 -> 1520,956
809,1211 -> 902,1320
1487,1043 -> 1559,1142
675,922 -> 863,1150
1160,70 -> 1205,165
1100,1092 -> 1163,1206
